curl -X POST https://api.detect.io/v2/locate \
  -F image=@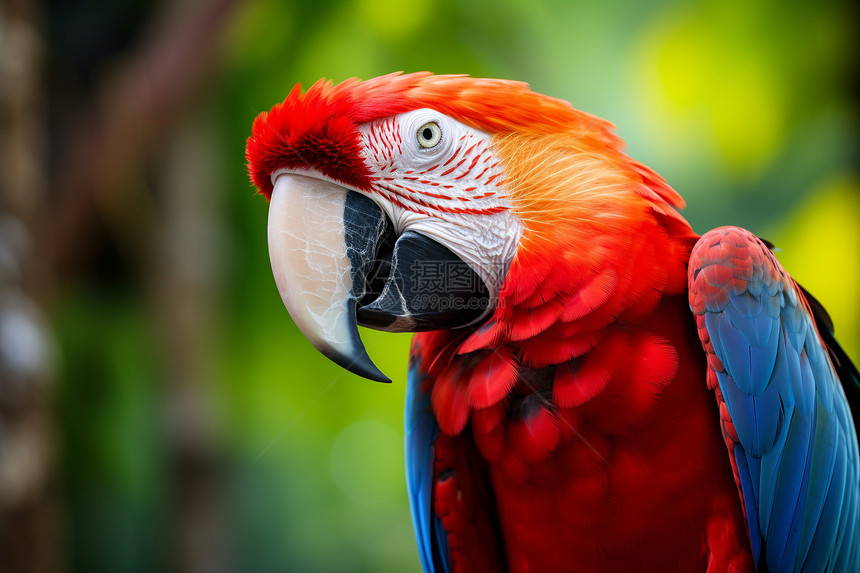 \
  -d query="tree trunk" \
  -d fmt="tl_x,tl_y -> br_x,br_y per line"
0,0 -> 65,571
155,115 -> 231,573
